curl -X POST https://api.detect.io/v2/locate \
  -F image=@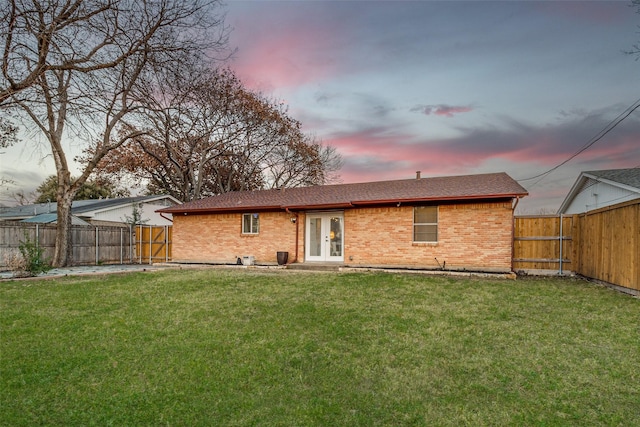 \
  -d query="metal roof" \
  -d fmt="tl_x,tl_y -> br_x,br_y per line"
20,213 -> 92,226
